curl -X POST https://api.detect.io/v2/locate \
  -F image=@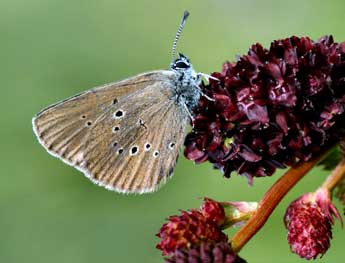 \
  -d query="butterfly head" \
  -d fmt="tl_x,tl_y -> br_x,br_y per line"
171,53 -> 197,77
170,53 -> 201,113
171,53 -> 191,70
171,53 -> 199,83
